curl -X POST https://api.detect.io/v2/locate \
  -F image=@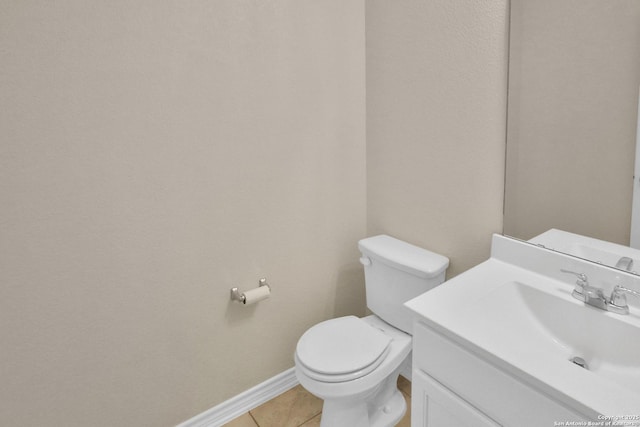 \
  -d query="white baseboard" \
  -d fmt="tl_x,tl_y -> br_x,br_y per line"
177,358 -> 412,427
177,368 -> 299,427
